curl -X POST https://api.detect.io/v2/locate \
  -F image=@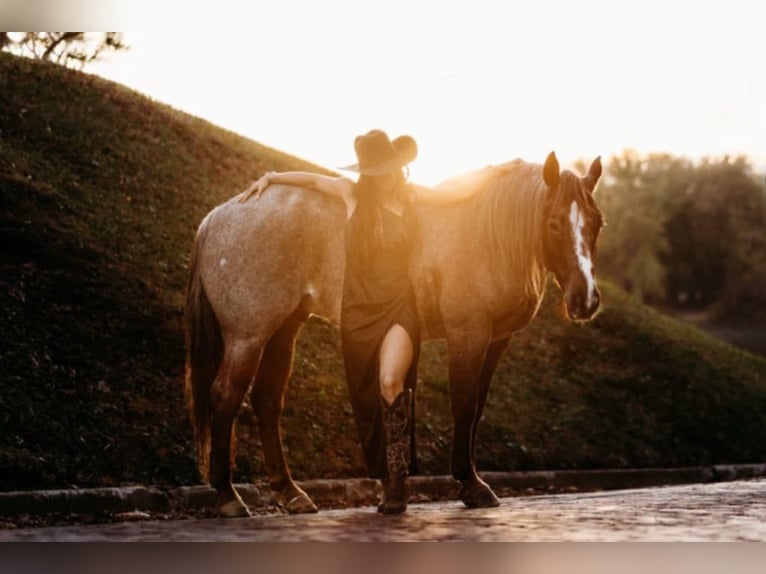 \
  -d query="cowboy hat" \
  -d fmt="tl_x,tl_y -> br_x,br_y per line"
339,129 -> 418,176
